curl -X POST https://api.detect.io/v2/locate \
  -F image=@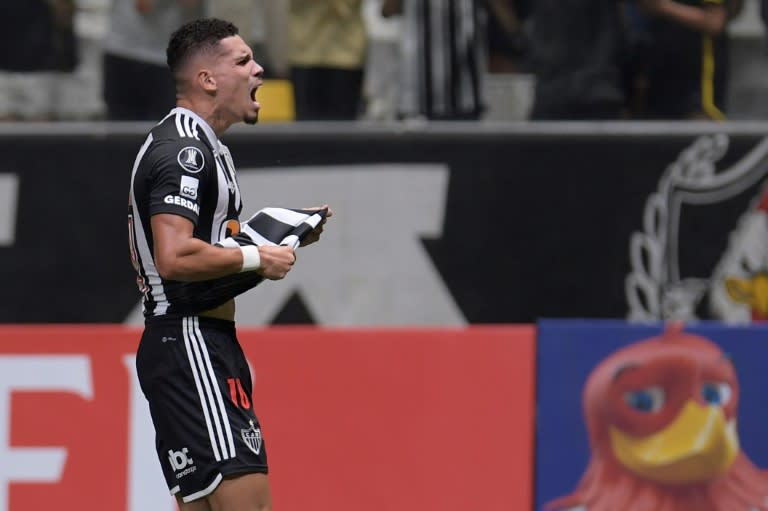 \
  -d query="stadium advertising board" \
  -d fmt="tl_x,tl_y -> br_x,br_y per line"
0,325 -> 534,511
3,127 -> 768,325
535,320 -> 768,511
